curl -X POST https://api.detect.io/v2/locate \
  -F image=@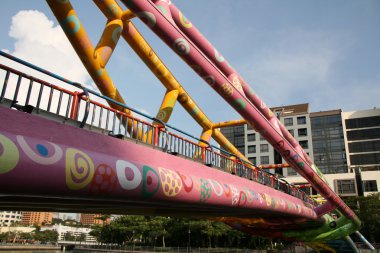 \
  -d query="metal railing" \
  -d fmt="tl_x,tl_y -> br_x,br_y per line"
0,51 -> 316,206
